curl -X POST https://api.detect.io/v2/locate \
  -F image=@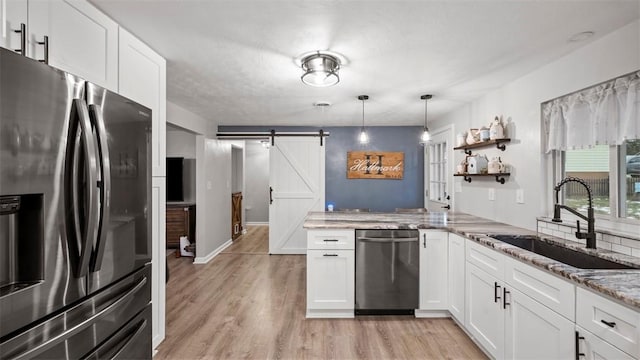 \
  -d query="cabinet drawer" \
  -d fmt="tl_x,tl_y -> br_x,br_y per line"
504,256 -> 575,321
466,239 -> 504,280
577,326 -> 636,360
307,230 -> 354,250
577,287 -> 640,357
